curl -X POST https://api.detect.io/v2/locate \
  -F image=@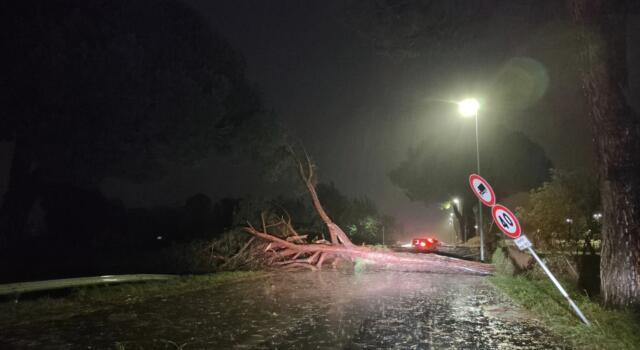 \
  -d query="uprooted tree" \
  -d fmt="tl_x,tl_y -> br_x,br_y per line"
236,149 -> 493,275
